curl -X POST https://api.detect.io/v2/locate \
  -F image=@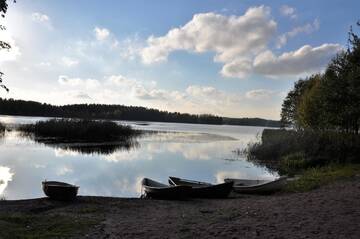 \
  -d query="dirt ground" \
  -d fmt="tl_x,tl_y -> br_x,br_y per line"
1,177 -> 359,239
